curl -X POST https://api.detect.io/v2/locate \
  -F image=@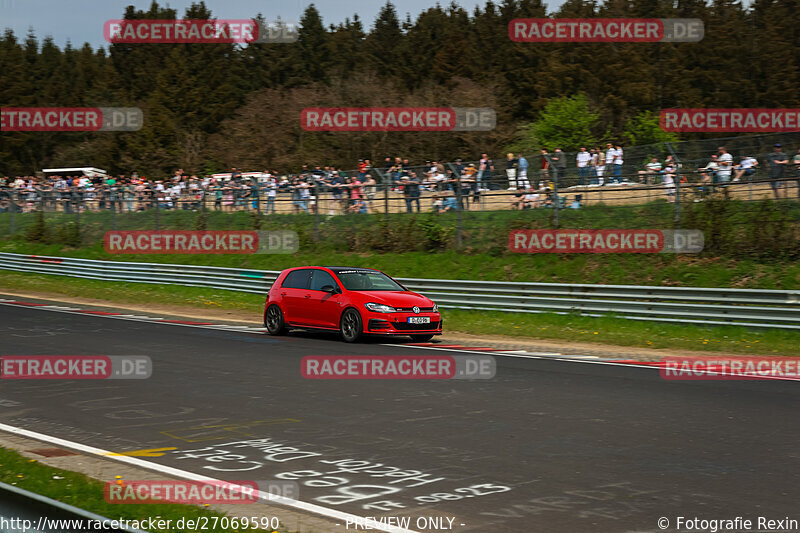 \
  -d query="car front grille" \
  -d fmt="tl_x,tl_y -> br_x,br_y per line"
394,306 -> 435,312
391,321 -> 440,331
